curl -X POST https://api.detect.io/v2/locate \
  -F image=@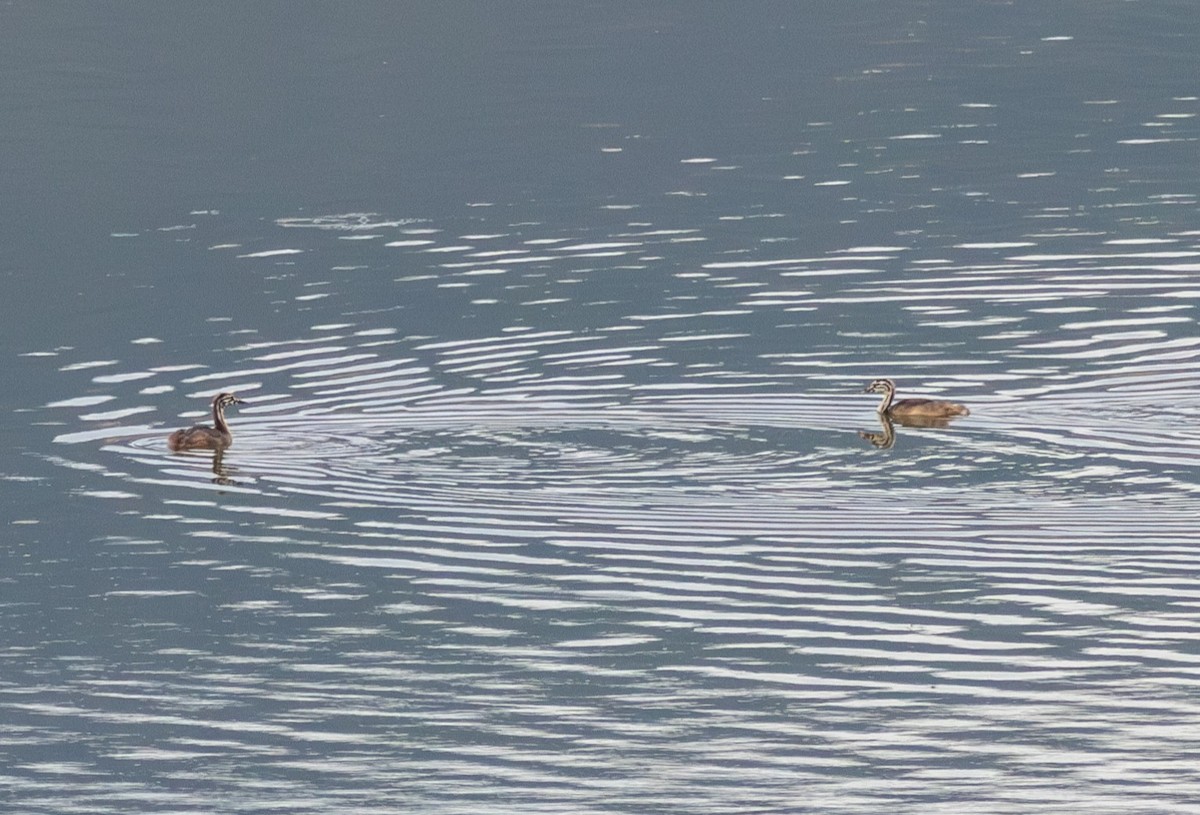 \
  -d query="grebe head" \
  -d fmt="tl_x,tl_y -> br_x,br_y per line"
212,392 -> 246,409
864,378 -> 895,395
